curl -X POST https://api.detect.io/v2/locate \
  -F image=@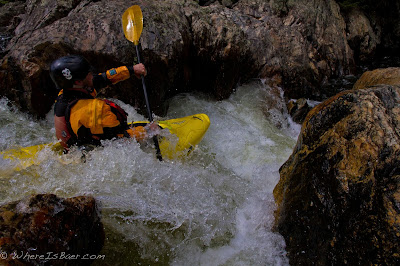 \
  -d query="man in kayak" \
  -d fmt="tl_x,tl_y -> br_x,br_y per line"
50,55 -> 159,152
